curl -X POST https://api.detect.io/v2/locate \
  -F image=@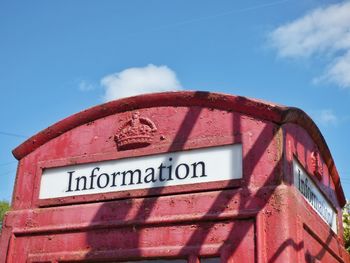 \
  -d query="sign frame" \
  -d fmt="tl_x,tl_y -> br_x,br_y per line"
33,140 -> 244,207
293,158 -> 338,233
